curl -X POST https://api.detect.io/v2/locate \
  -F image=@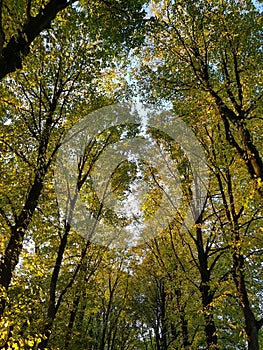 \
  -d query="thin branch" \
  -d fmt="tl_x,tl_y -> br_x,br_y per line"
0,0 -> 78,80
0,207 -> 12,227
26,0 -> 32,21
